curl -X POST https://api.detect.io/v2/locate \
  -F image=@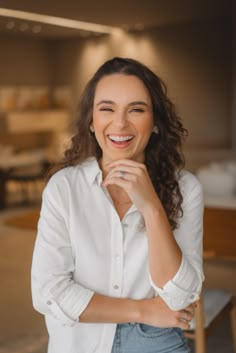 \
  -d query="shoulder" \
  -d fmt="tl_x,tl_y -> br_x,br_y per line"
44,159 -> 96,197
47,158 -> 95,187
177,170 -> 203,202
46,166 -> 79,189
